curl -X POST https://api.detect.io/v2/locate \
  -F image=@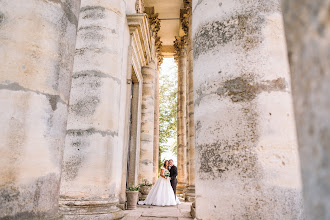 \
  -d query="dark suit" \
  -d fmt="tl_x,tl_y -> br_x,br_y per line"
169,165 -> 178,197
